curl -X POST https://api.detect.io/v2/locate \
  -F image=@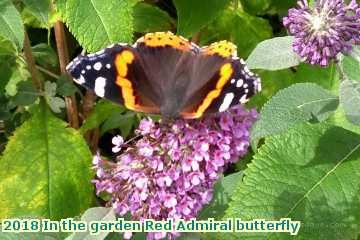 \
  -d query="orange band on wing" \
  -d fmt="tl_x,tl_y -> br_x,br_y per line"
202,41 -> 237,58
137,32 -> 191,51
193,63 -> 233,118
115,50 -> 136,110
